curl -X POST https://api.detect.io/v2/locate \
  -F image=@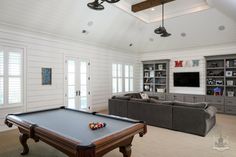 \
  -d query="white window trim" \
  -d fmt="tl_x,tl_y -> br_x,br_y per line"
0,44 -> 25,109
